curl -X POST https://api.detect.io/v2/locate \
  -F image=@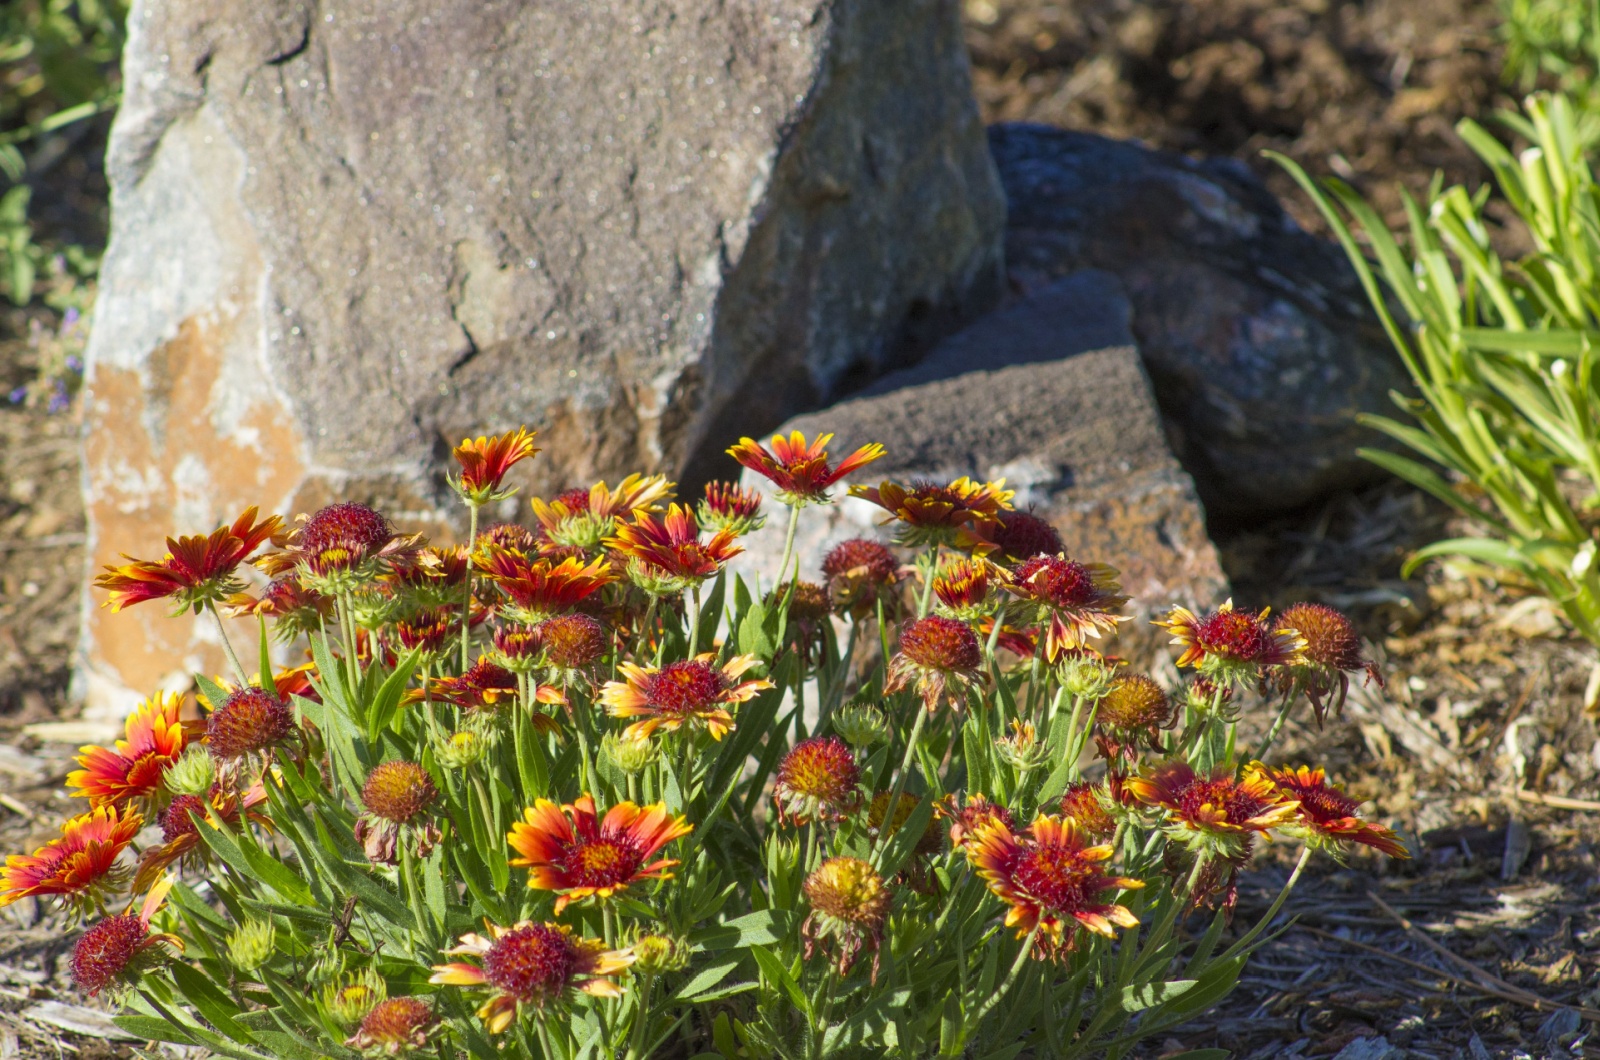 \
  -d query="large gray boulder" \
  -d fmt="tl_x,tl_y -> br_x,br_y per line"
78,0 -> 1004,715
990,123 -> 1410,518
